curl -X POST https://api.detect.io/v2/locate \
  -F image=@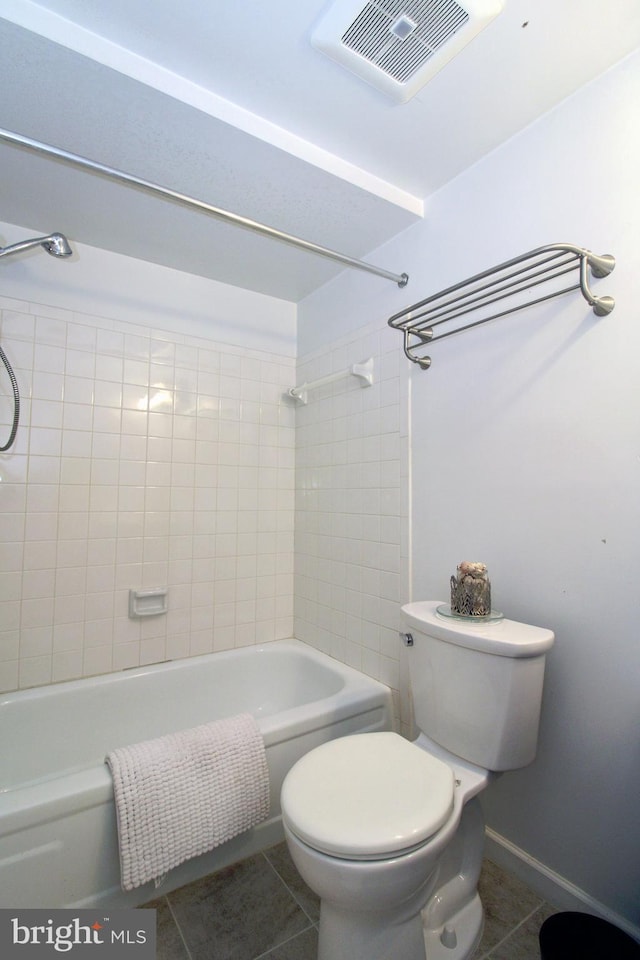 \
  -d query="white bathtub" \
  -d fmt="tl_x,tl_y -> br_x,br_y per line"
0,638 -> 392,908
